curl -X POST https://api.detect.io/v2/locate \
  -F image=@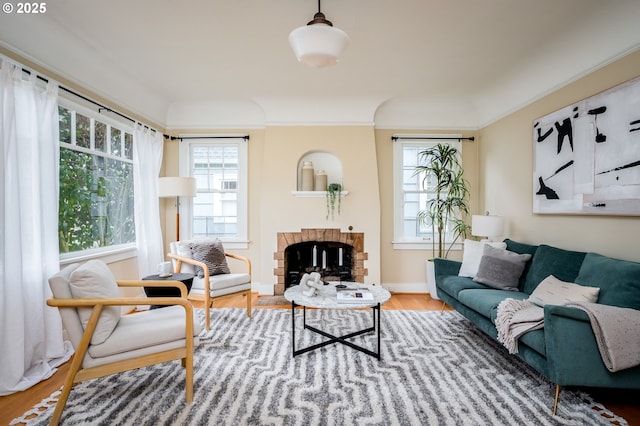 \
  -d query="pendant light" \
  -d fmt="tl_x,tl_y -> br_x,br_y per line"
288,0 -> 350,68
